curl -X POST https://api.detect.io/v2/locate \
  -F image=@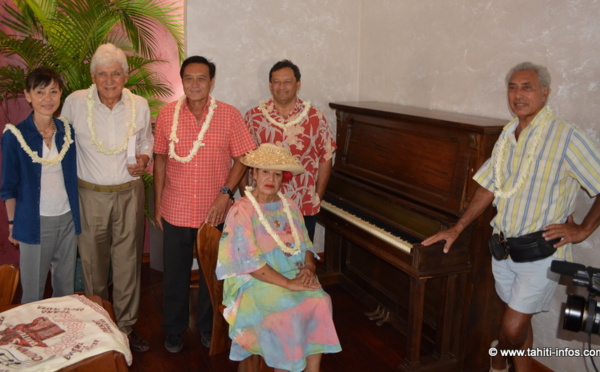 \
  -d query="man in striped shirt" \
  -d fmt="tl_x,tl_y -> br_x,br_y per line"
423,62 -> 600,372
